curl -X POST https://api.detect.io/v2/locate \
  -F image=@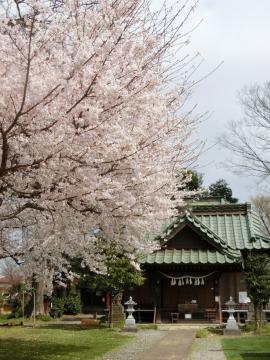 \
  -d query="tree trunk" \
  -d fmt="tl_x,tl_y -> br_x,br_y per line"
34,281 -> 45,315
254,303 -> 259,329
259,304 -> 263,329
